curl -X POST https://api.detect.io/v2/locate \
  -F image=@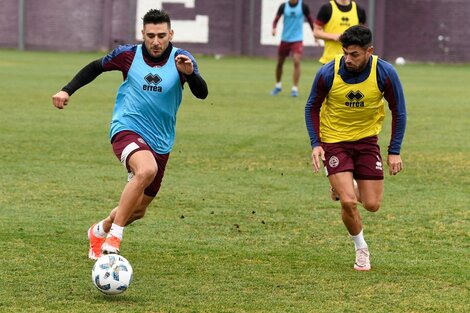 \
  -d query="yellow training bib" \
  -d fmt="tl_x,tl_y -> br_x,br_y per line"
320,55 -> 385,143
319,1 -> 360,64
